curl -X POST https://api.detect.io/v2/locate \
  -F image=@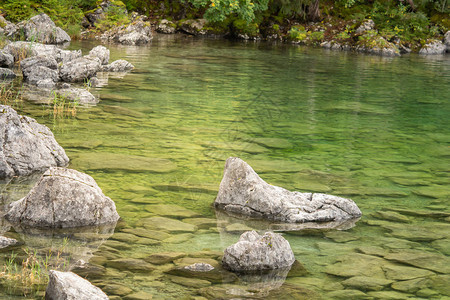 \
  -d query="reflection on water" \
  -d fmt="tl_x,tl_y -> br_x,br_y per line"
1,35 -> 449,299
